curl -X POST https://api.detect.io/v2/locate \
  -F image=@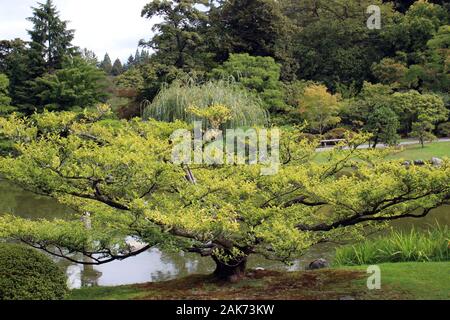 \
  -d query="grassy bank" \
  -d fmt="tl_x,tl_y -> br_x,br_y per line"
68,262 -> 449,300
